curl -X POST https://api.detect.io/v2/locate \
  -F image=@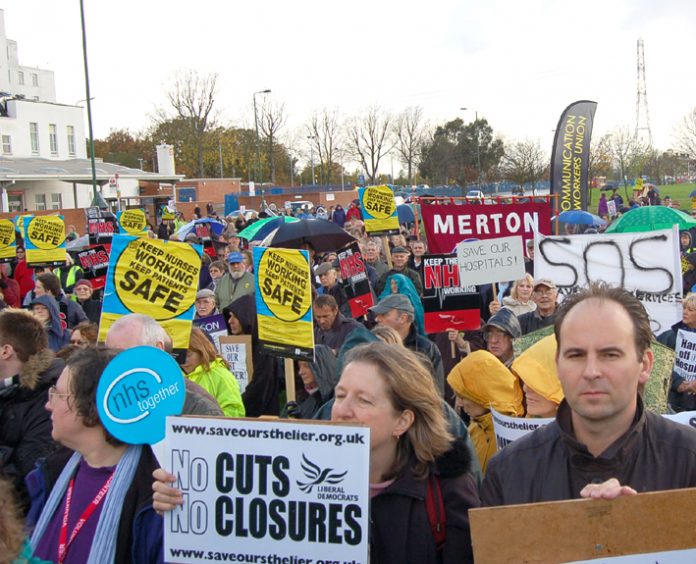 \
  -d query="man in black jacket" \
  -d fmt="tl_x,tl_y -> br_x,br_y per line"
0,309 -> 64,508
370,294 -> 444,396
482,283 -> 696,506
